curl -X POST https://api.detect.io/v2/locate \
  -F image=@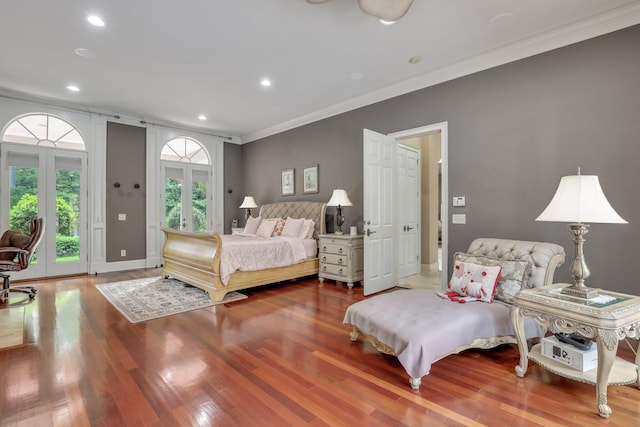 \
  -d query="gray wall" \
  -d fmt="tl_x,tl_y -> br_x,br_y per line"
223,142 -> 244,233
106,122 -> 147,262
238,24 -> 640,294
